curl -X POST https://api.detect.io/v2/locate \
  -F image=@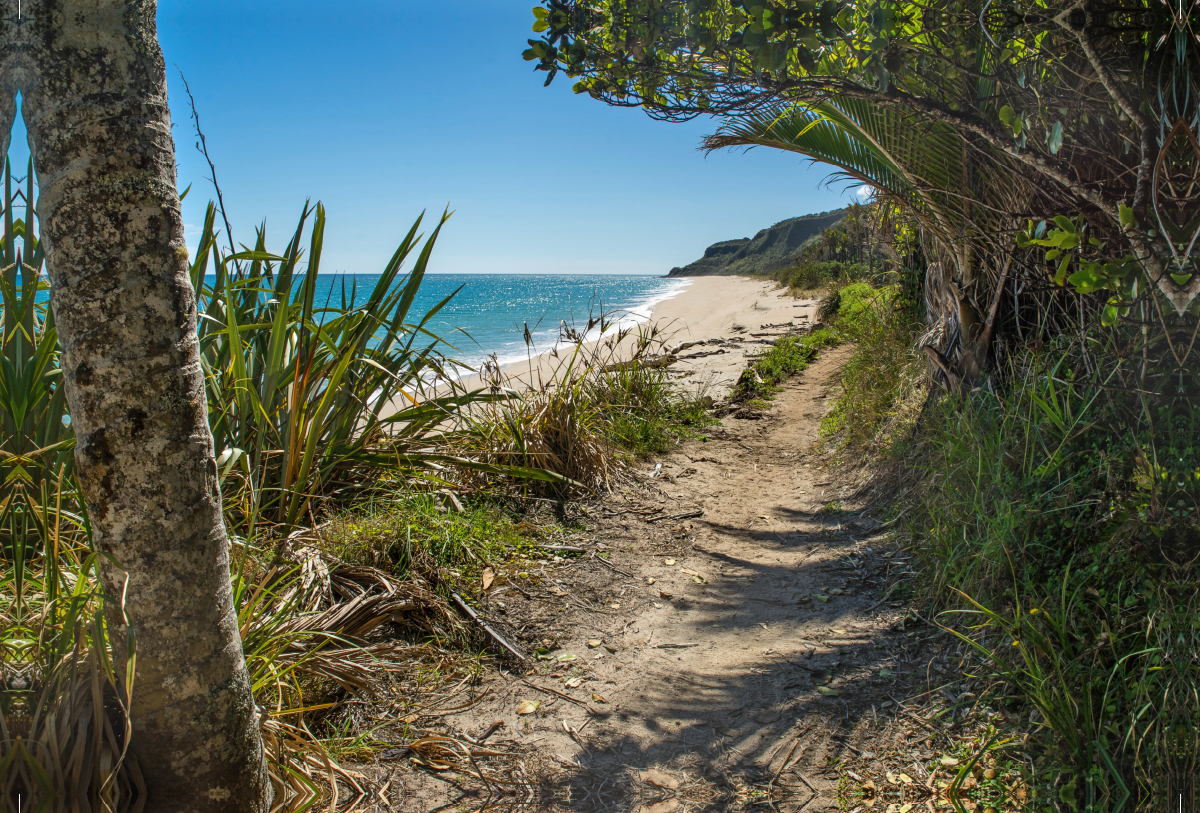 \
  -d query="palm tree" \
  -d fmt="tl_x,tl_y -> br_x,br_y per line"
704,98 -> 1036,388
